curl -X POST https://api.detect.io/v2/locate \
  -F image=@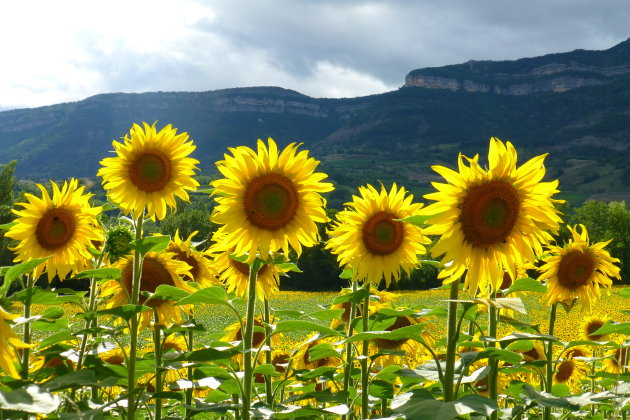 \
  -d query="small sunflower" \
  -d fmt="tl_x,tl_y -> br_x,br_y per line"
421,138 -> 563,295
583,316 -> 610,341
6,179 -> 103,281
539,224 -> 620,312
98,122 -> 200,221
211,138 -> 333,263
166,230 -> 219,287
554,358 -> 588,392
0,306 -> 30,379
100,251 -> 195,328
210,240 -> 289,300
326,183 -> 430,286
